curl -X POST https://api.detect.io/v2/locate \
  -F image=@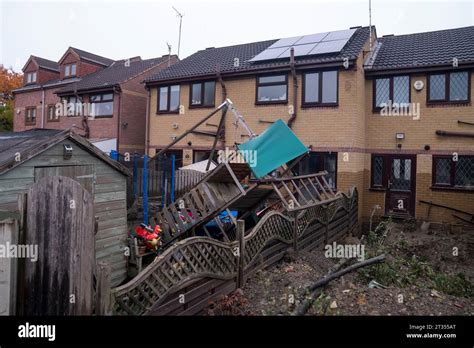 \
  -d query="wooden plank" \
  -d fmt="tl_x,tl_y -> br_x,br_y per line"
96,262 -> 112,315
190,189 -> 206,213
299,178 -> 316,201
271,183 -> 290,209
290,179 -> 309,205
306,177 -> 323,200
320,175 -> 335,196
281,181 -> 301,207
24,176 -> 94,315
169,203 -> 186,233
162,207 -> 178,235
